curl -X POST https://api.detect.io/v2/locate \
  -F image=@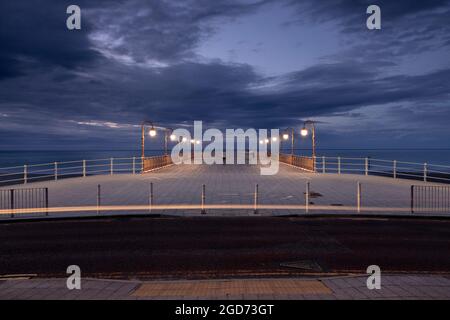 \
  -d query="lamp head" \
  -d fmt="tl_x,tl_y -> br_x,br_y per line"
282,134 -> 289,140
149,127 -> 157,137
170,134 -> 177,141
300,127 -> 308,137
